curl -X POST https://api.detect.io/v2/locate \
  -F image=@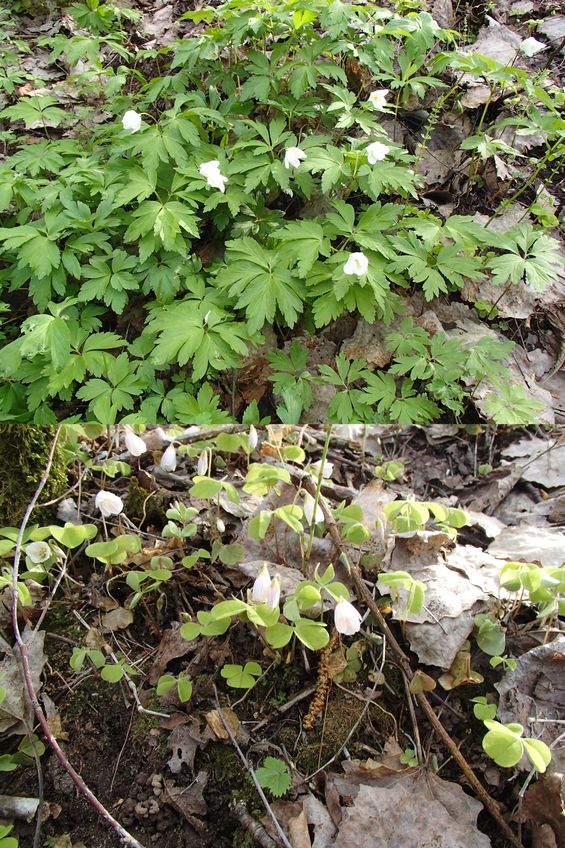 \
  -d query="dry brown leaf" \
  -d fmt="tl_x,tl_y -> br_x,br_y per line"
149,622 -> 196,683
288,807 -> 312,848
101,607 -> 133,631
409,670 -> 436,693
521,773 -> 565,848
